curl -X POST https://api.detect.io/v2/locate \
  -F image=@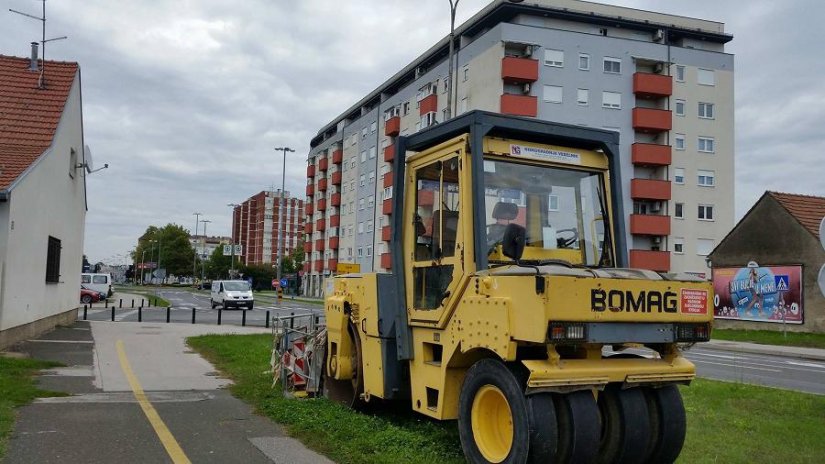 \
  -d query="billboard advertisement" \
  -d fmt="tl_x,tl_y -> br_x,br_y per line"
712,264 -> 803,324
